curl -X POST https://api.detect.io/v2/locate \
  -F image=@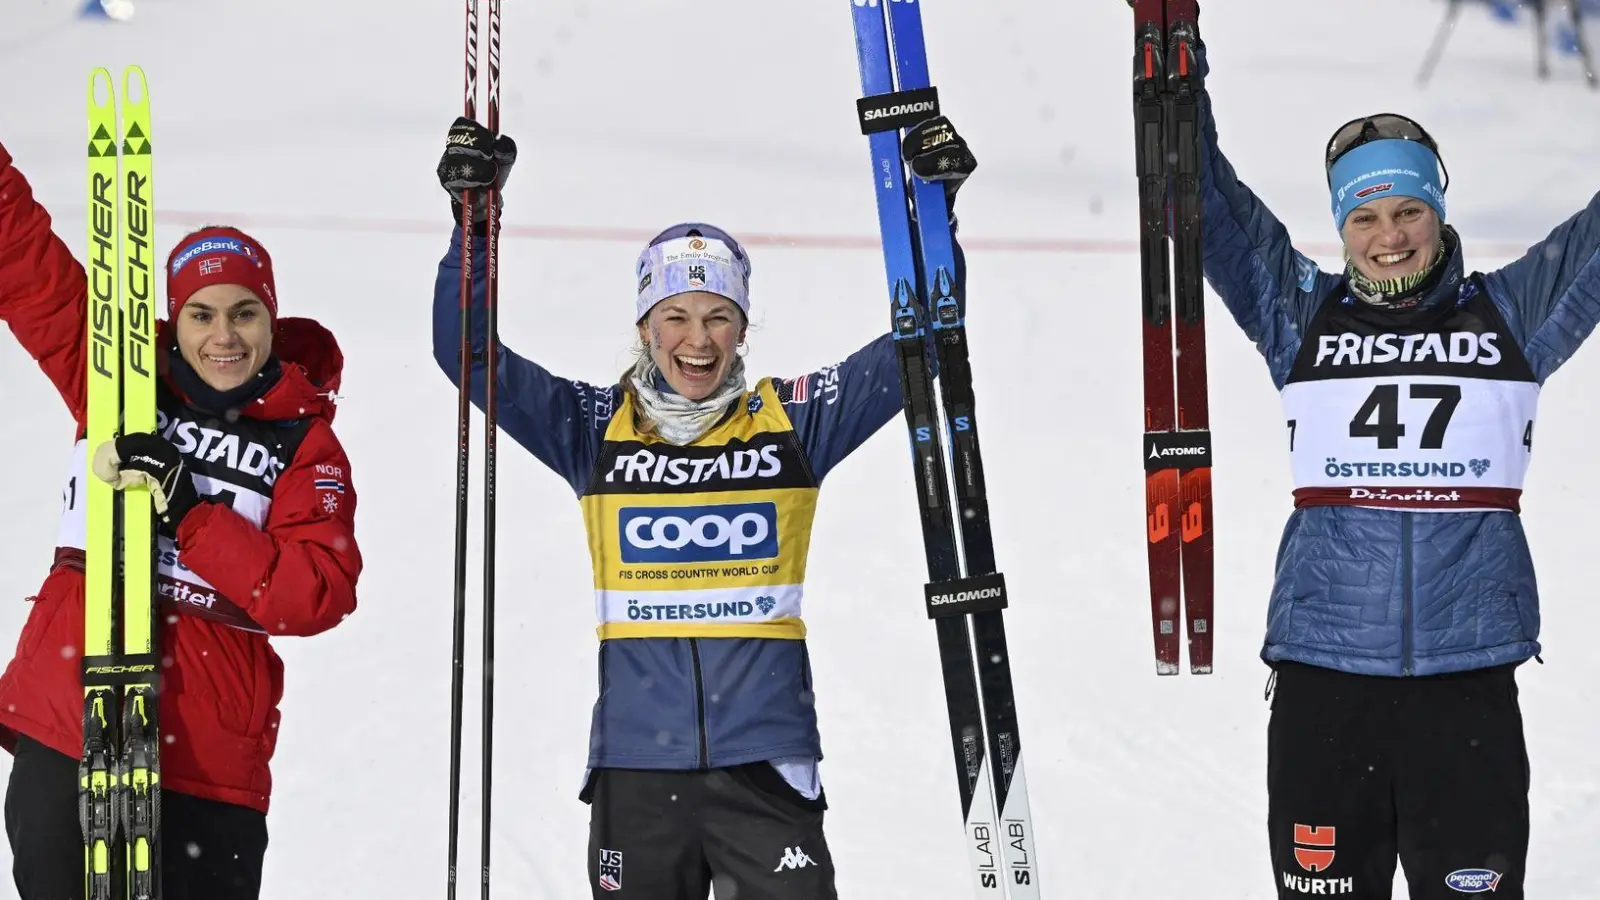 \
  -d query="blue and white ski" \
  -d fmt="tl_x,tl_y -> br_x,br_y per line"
847,2 -> 1040,896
